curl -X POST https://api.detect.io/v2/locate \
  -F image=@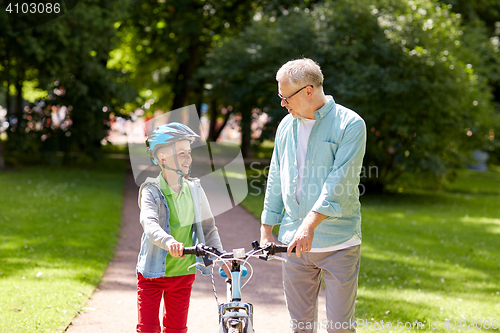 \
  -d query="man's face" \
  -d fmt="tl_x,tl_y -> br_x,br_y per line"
159,140 -> 192,173
278,80 -> 311,119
